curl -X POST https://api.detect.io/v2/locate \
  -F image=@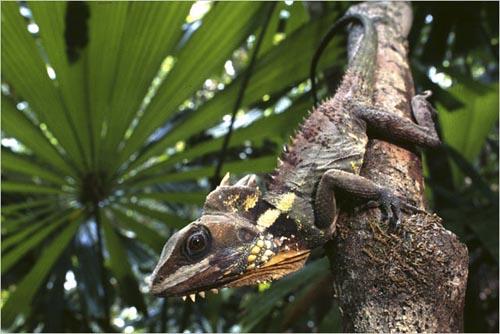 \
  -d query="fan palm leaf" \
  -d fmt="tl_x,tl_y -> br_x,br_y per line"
1,1 -> 342,330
